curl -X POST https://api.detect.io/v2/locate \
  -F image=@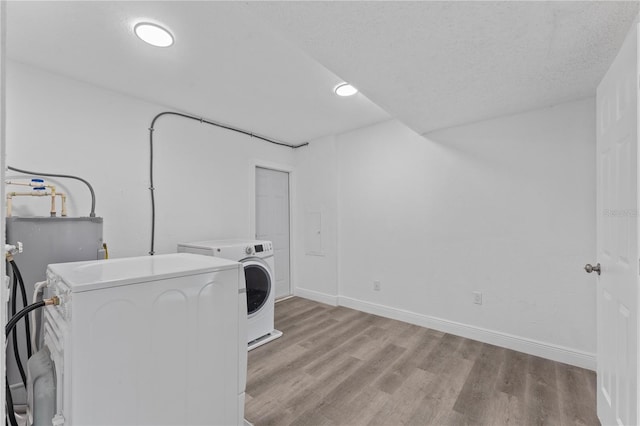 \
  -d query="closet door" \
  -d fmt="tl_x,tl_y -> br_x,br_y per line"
594,16 -> 639,426
255,167 -> 290,299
